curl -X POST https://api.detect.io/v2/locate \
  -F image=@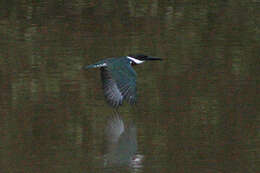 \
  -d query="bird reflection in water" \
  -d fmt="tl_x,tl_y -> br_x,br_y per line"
103,113 -> 143,169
